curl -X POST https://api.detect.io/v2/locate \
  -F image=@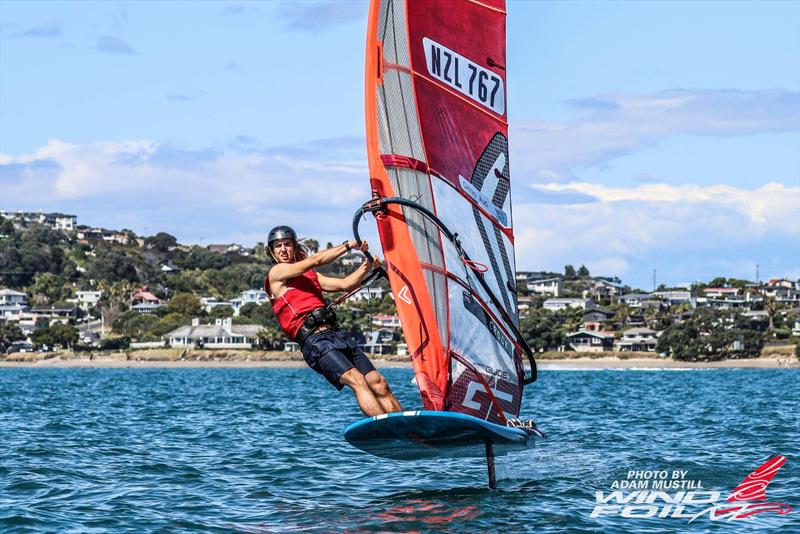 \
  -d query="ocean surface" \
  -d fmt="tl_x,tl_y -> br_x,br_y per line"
1,367 -> 798,533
